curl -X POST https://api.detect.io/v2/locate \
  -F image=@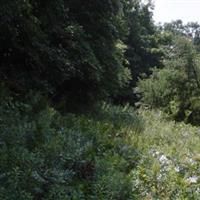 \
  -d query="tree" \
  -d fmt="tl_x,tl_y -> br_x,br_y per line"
0,0 -> 131,110
113,0 -> 164,104
138,35 -> 200,124
163,20 -> 200,51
